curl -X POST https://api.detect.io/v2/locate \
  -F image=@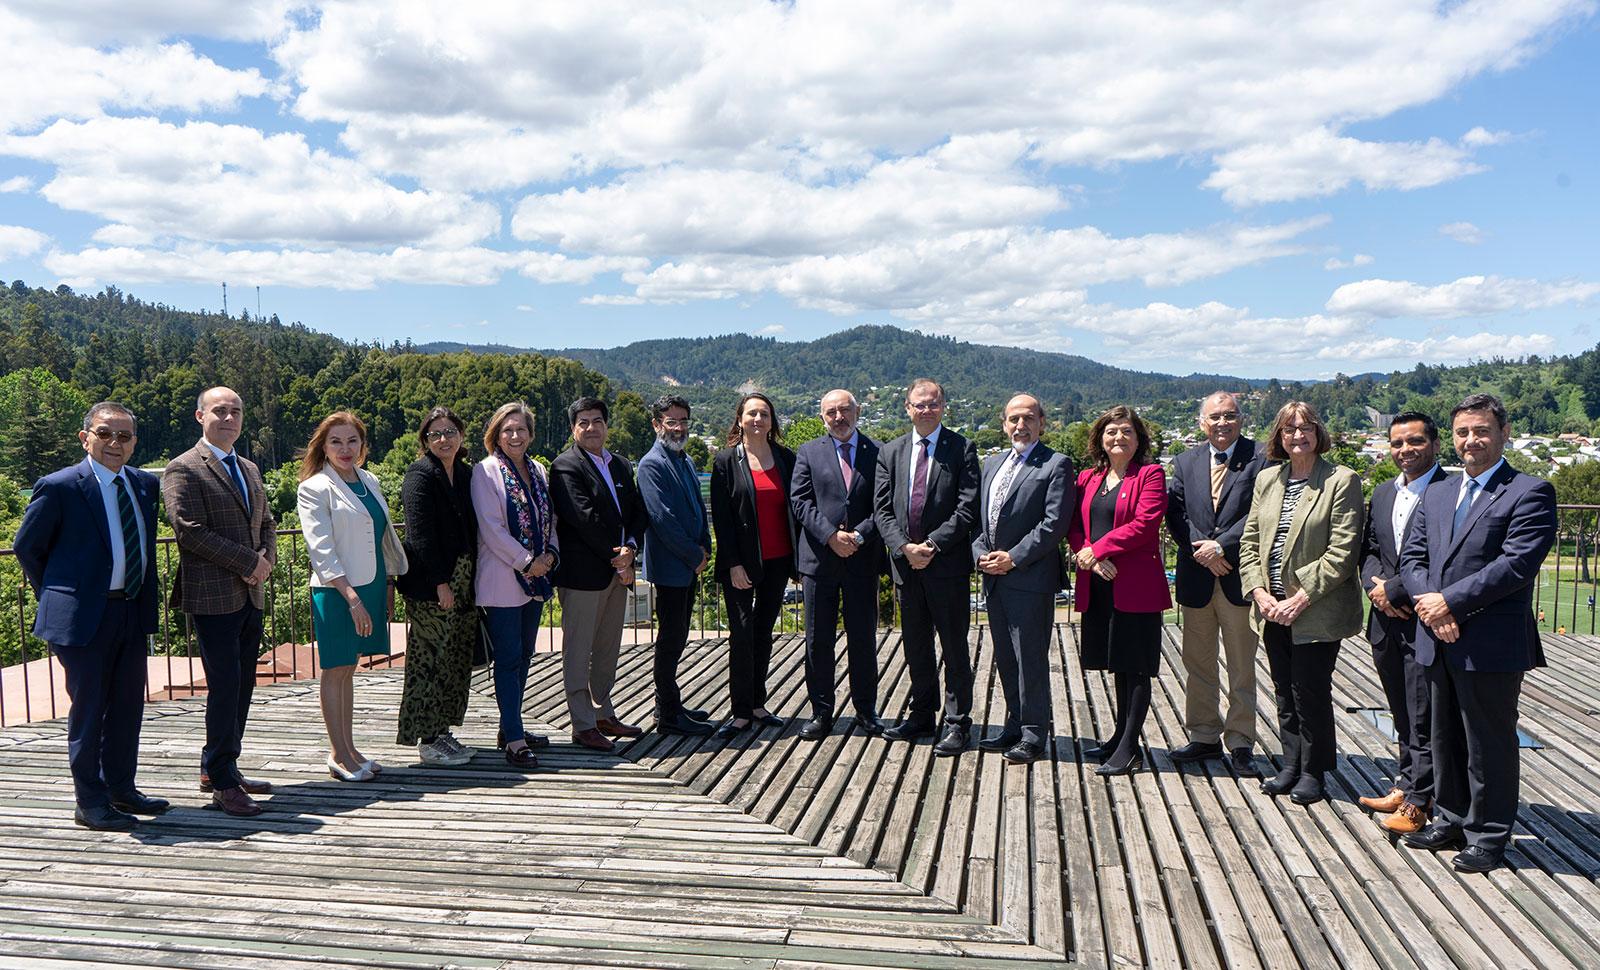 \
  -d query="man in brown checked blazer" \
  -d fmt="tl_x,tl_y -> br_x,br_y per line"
162,387 -> 277,817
